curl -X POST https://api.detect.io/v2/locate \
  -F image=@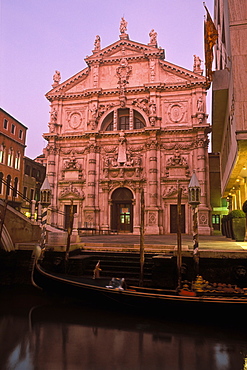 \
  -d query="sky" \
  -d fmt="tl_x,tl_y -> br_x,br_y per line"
0,0 -> 214,159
